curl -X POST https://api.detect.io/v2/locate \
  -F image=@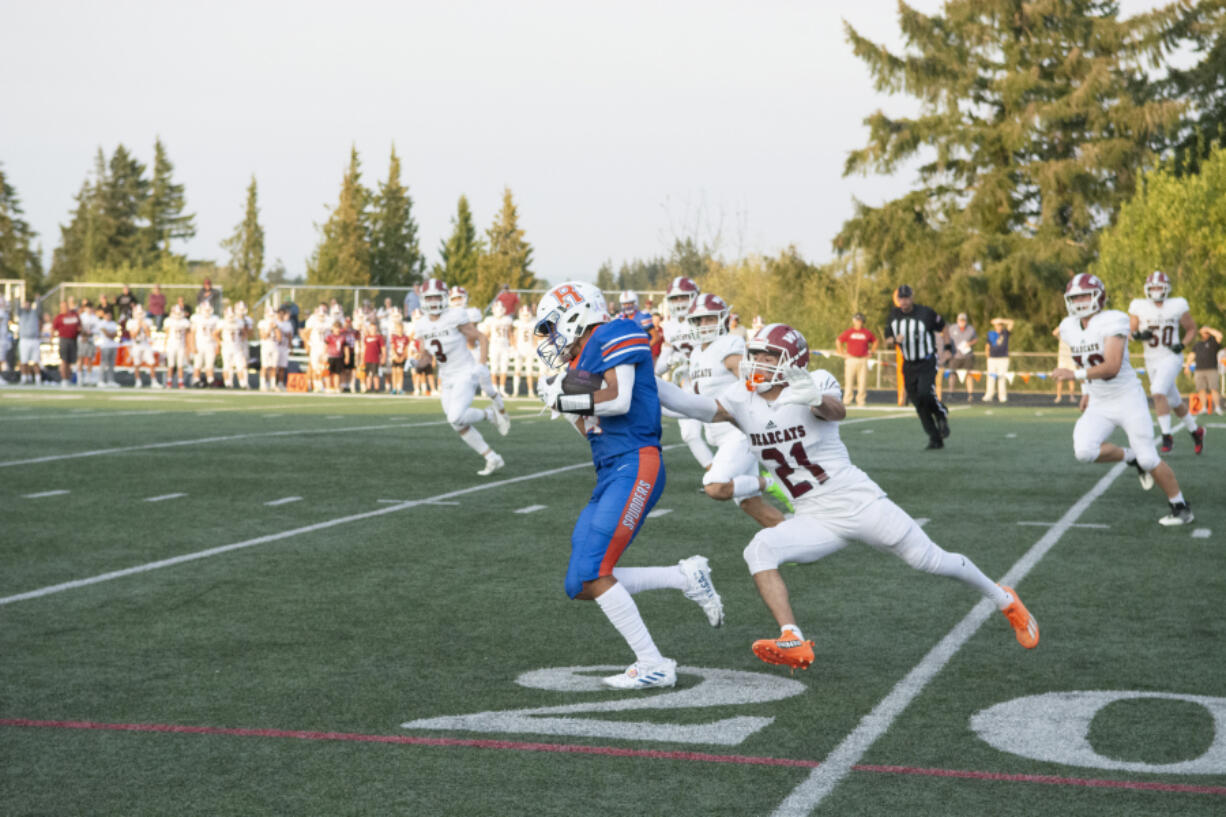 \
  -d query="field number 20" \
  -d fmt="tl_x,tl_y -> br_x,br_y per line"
402,665 -> 805,746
